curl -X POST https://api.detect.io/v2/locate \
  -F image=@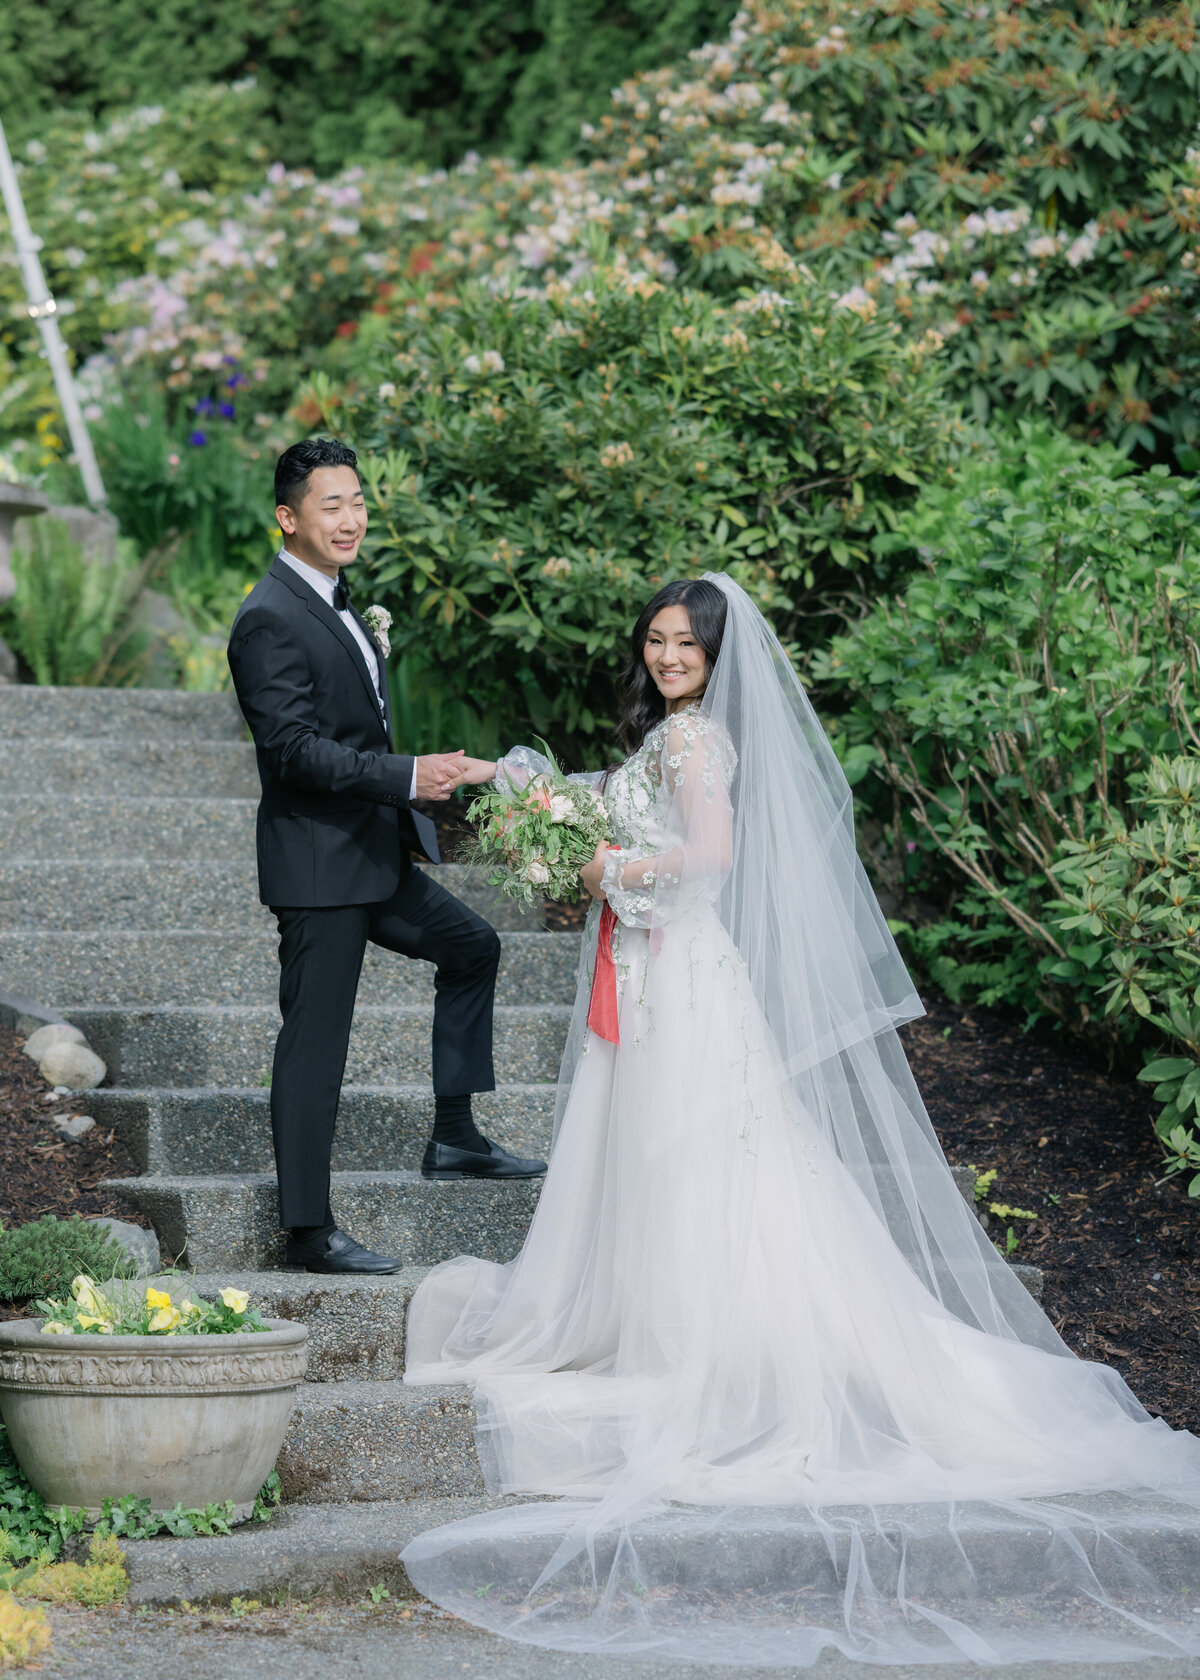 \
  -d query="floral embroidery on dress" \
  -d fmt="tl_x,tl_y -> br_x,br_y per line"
598,703 -> 736,928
